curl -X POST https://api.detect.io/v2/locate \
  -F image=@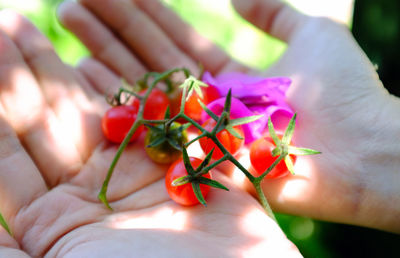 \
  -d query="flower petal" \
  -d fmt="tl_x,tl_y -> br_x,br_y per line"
201,72 -> 294,143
